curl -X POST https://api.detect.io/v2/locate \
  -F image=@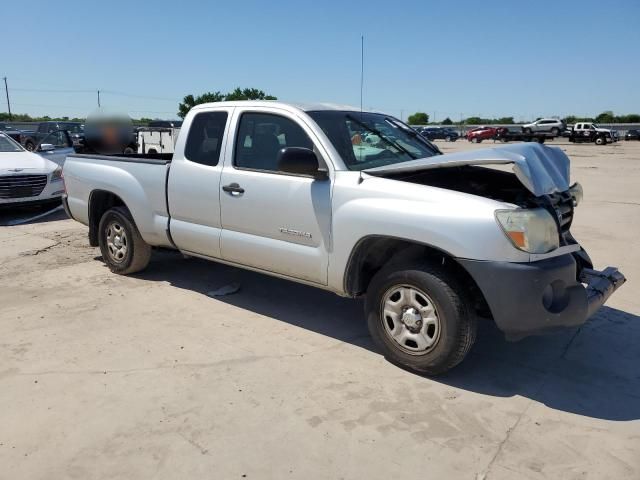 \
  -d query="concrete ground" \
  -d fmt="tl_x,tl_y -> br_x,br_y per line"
1,139 -> 639,480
